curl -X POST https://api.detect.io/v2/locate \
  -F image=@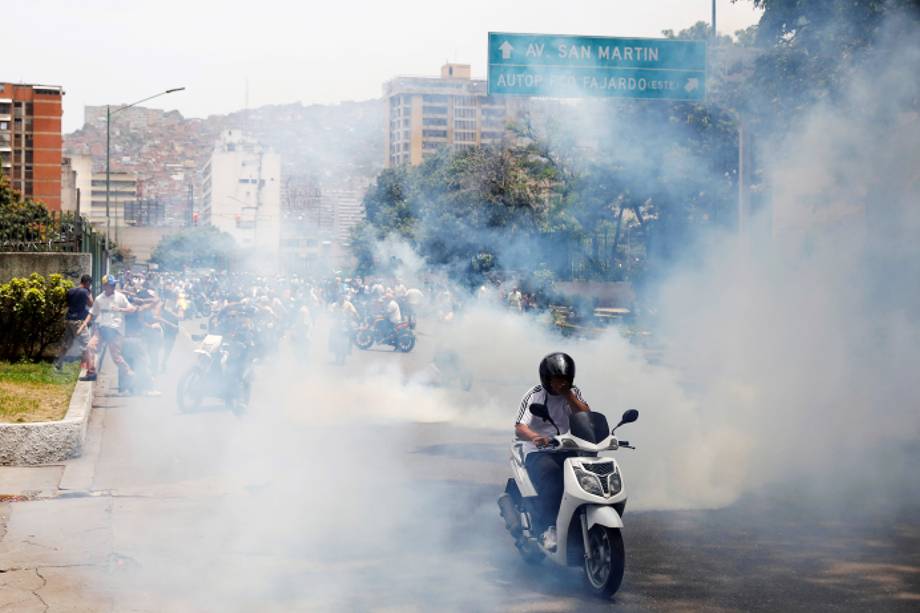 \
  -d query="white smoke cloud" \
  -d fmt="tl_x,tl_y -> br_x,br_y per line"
78,14 -> 920,609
